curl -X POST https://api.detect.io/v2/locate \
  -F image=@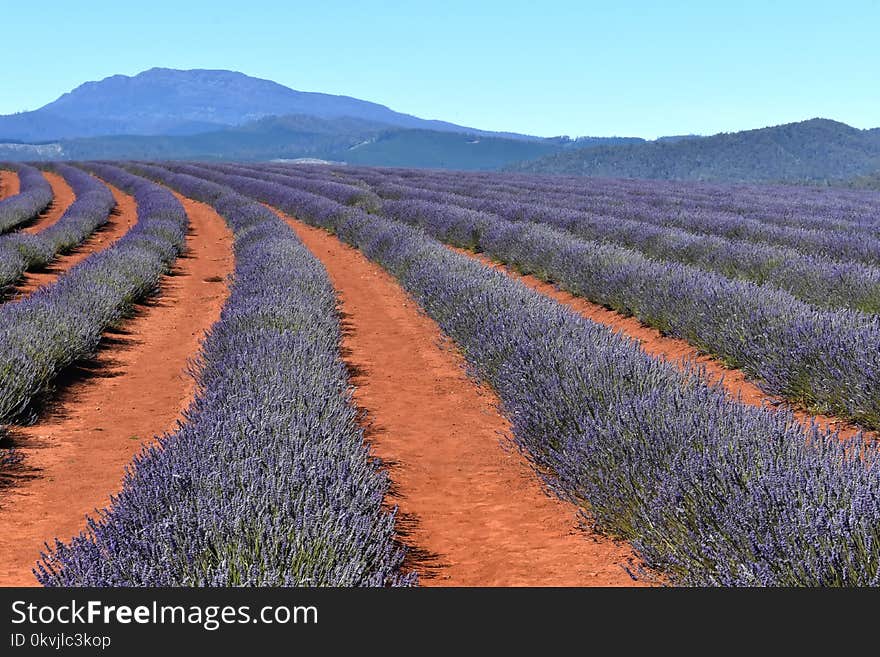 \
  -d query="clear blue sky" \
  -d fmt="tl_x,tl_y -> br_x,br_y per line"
3,1 -> 878,138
